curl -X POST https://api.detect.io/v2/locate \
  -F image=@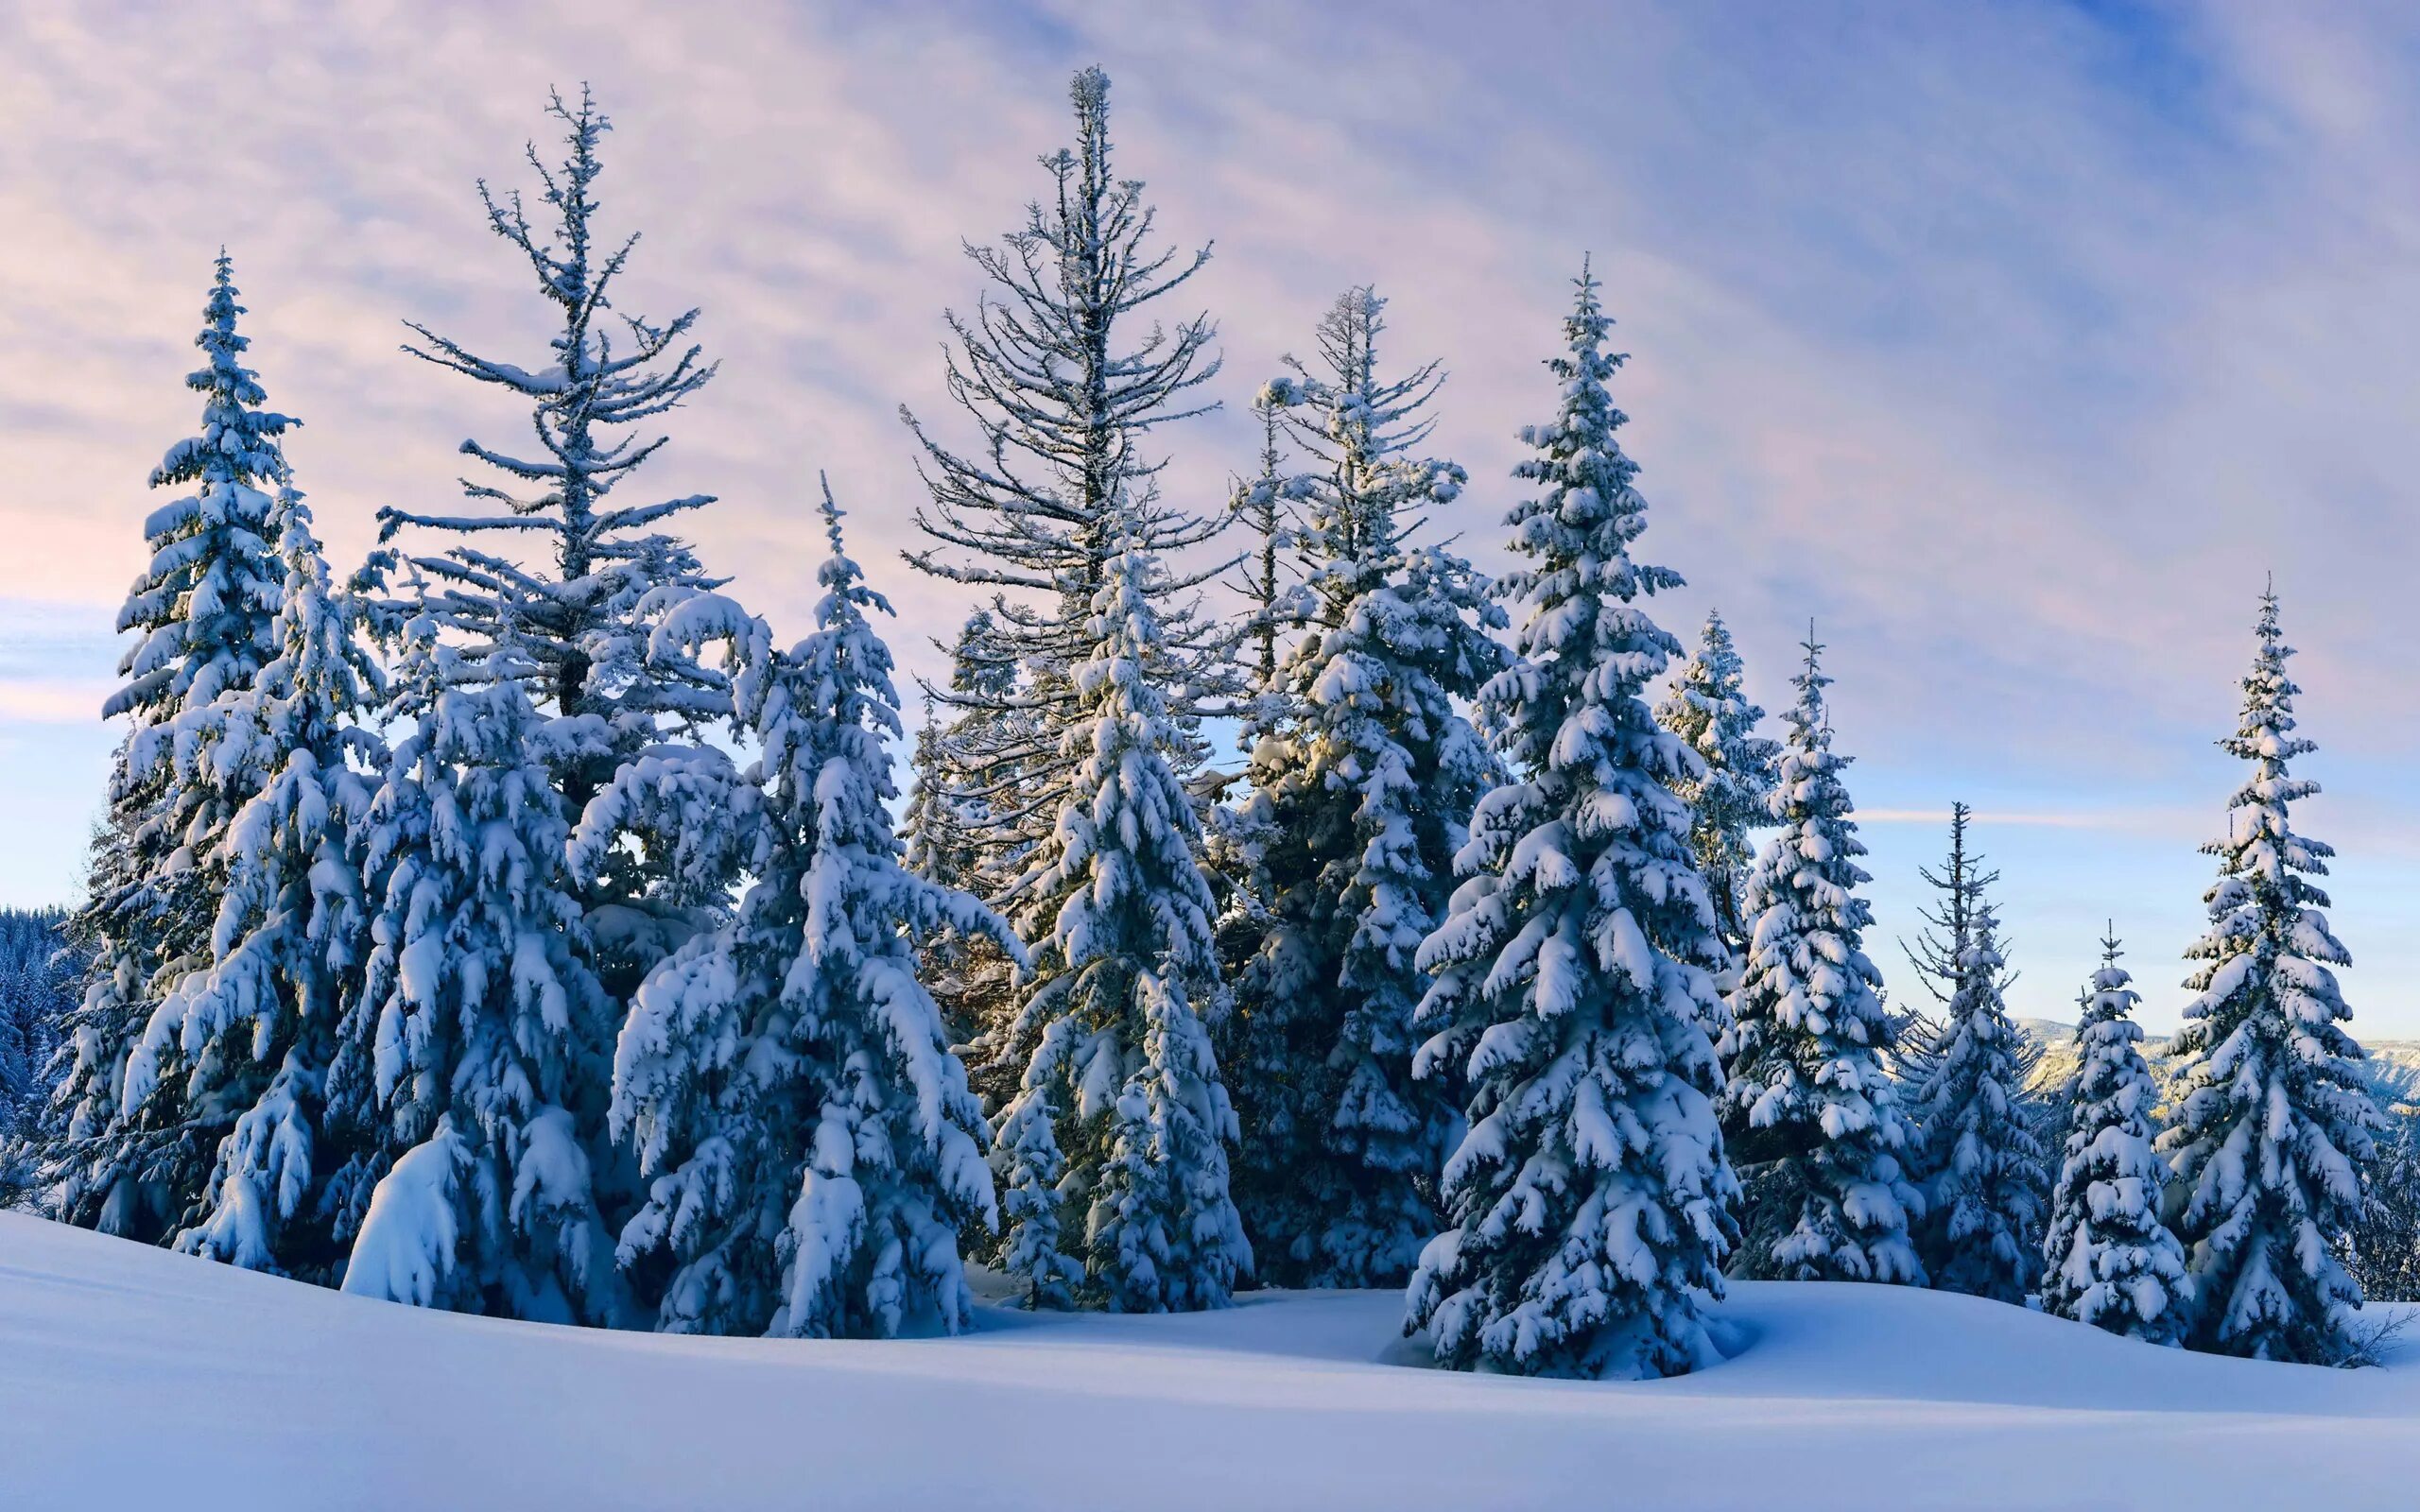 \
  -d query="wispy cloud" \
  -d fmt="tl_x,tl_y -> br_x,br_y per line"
0,681 -> 110,726
1,0 -> 2415,1023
